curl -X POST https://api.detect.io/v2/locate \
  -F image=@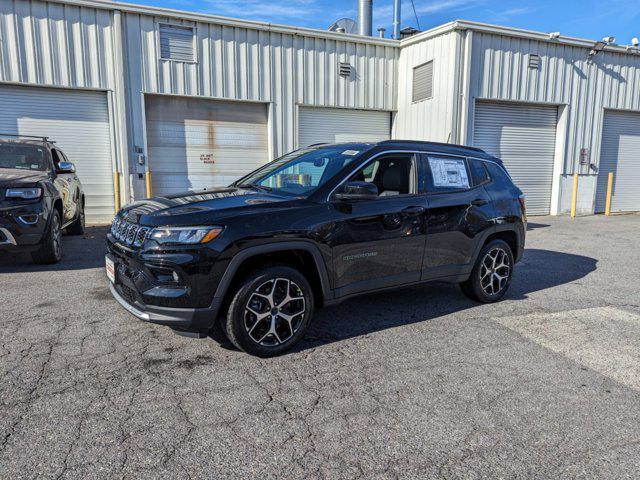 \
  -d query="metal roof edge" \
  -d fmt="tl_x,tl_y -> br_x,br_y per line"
51,0 -> 400,46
